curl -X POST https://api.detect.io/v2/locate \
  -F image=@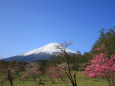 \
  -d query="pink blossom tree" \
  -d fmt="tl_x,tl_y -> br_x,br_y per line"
50,66 -> 67,80
21,76 -> 25,84
56,41 -> 78,86
82,44 -> 115,86
21,62 -> 40,81
49,67 -> 60,79
46,64 -> 68,83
